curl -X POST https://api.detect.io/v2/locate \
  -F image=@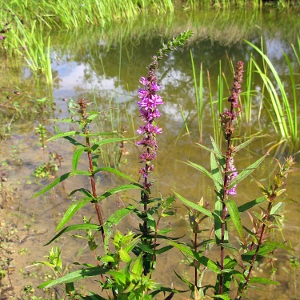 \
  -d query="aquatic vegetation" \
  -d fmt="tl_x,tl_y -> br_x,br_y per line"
20,27 -> 297,300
